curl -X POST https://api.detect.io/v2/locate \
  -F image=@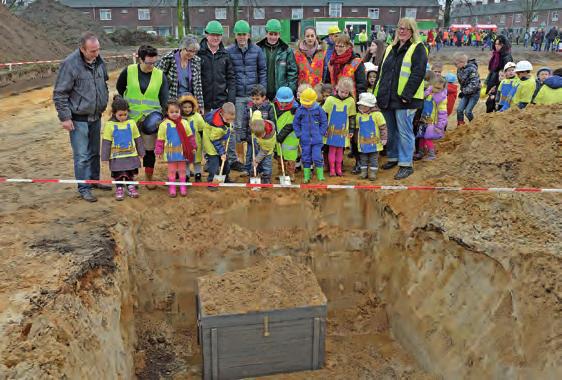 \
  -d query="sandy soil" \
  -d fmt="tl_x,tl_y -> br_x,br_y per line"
198,256 -> 327,316
0,57 -> 560,379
